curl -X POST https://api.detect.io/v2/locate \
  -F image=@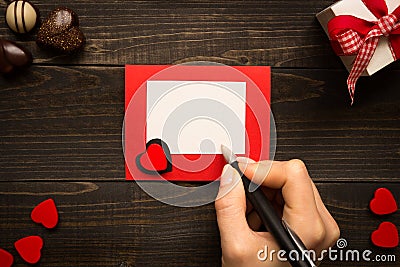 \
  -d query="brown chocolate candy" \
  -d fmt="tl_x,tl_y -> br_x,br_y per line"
5,0 -> 40,34
0,39 -> 32,74
36,7 -> 85,54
